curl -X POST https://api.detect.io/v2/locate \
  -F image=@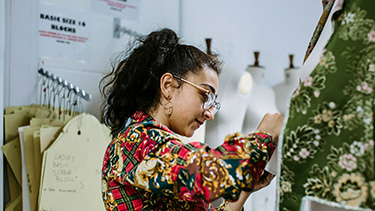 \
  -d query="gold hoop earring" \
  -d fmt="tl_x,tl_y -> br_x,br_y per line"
164,96 -> 173,117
